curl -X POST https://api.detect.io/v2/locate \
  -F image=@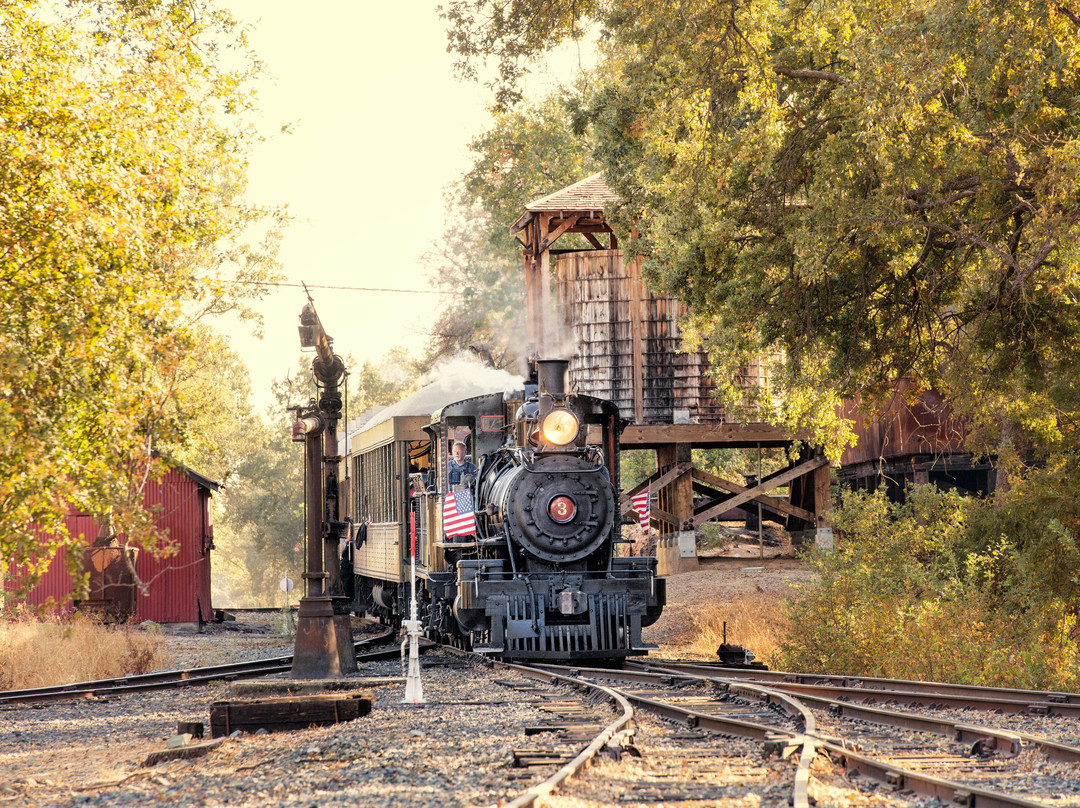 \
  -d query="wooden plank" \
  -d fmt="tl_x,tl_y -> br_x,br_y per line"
691,456 -> 829,527
690,468 -> 815,523
630,255 -> 644,424
582,232 -> 605,249
621,423 -> 799,447
210,693 -> 374,738
142,739 -> 225,767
